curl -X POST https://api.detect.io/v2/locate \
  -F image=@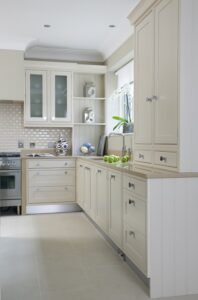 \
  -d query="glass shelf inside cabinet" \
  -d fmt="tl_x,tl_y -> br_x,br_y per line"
55,75 -> 67,118
30,74 -> 43,118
